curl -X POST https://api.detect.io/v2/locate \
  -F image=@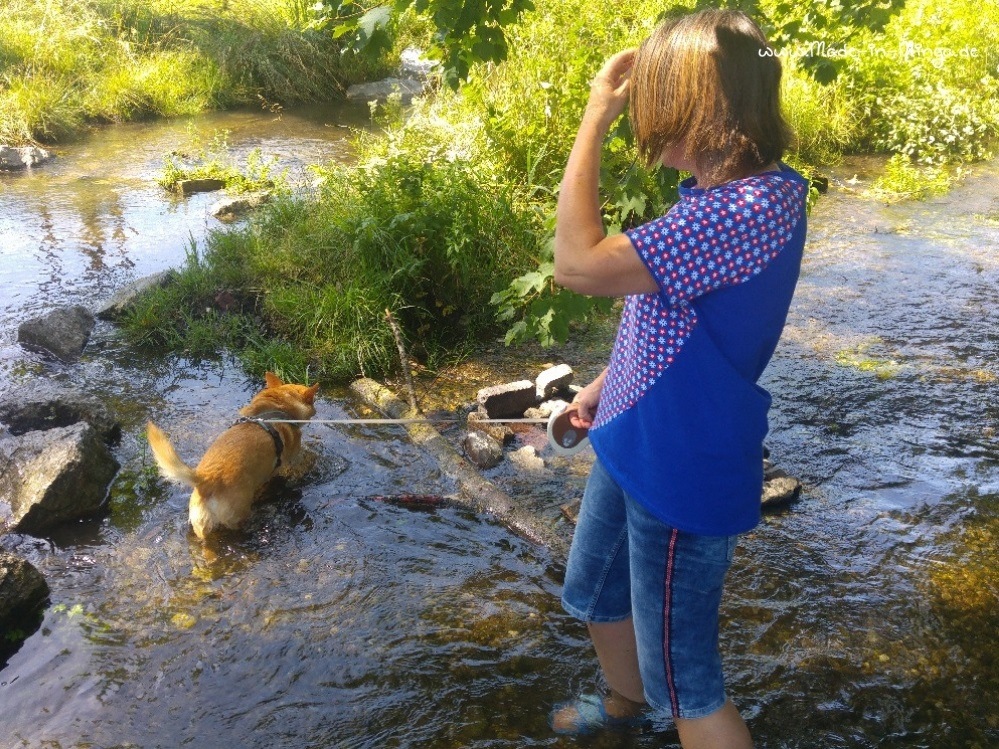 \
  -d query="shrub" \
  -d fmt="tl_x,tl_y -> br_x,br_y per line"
464,0 -> 683,346
121,0 -> 999,378
845,0 -> 999,164
781,69 -> 856,166
127,97 -> 545,380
